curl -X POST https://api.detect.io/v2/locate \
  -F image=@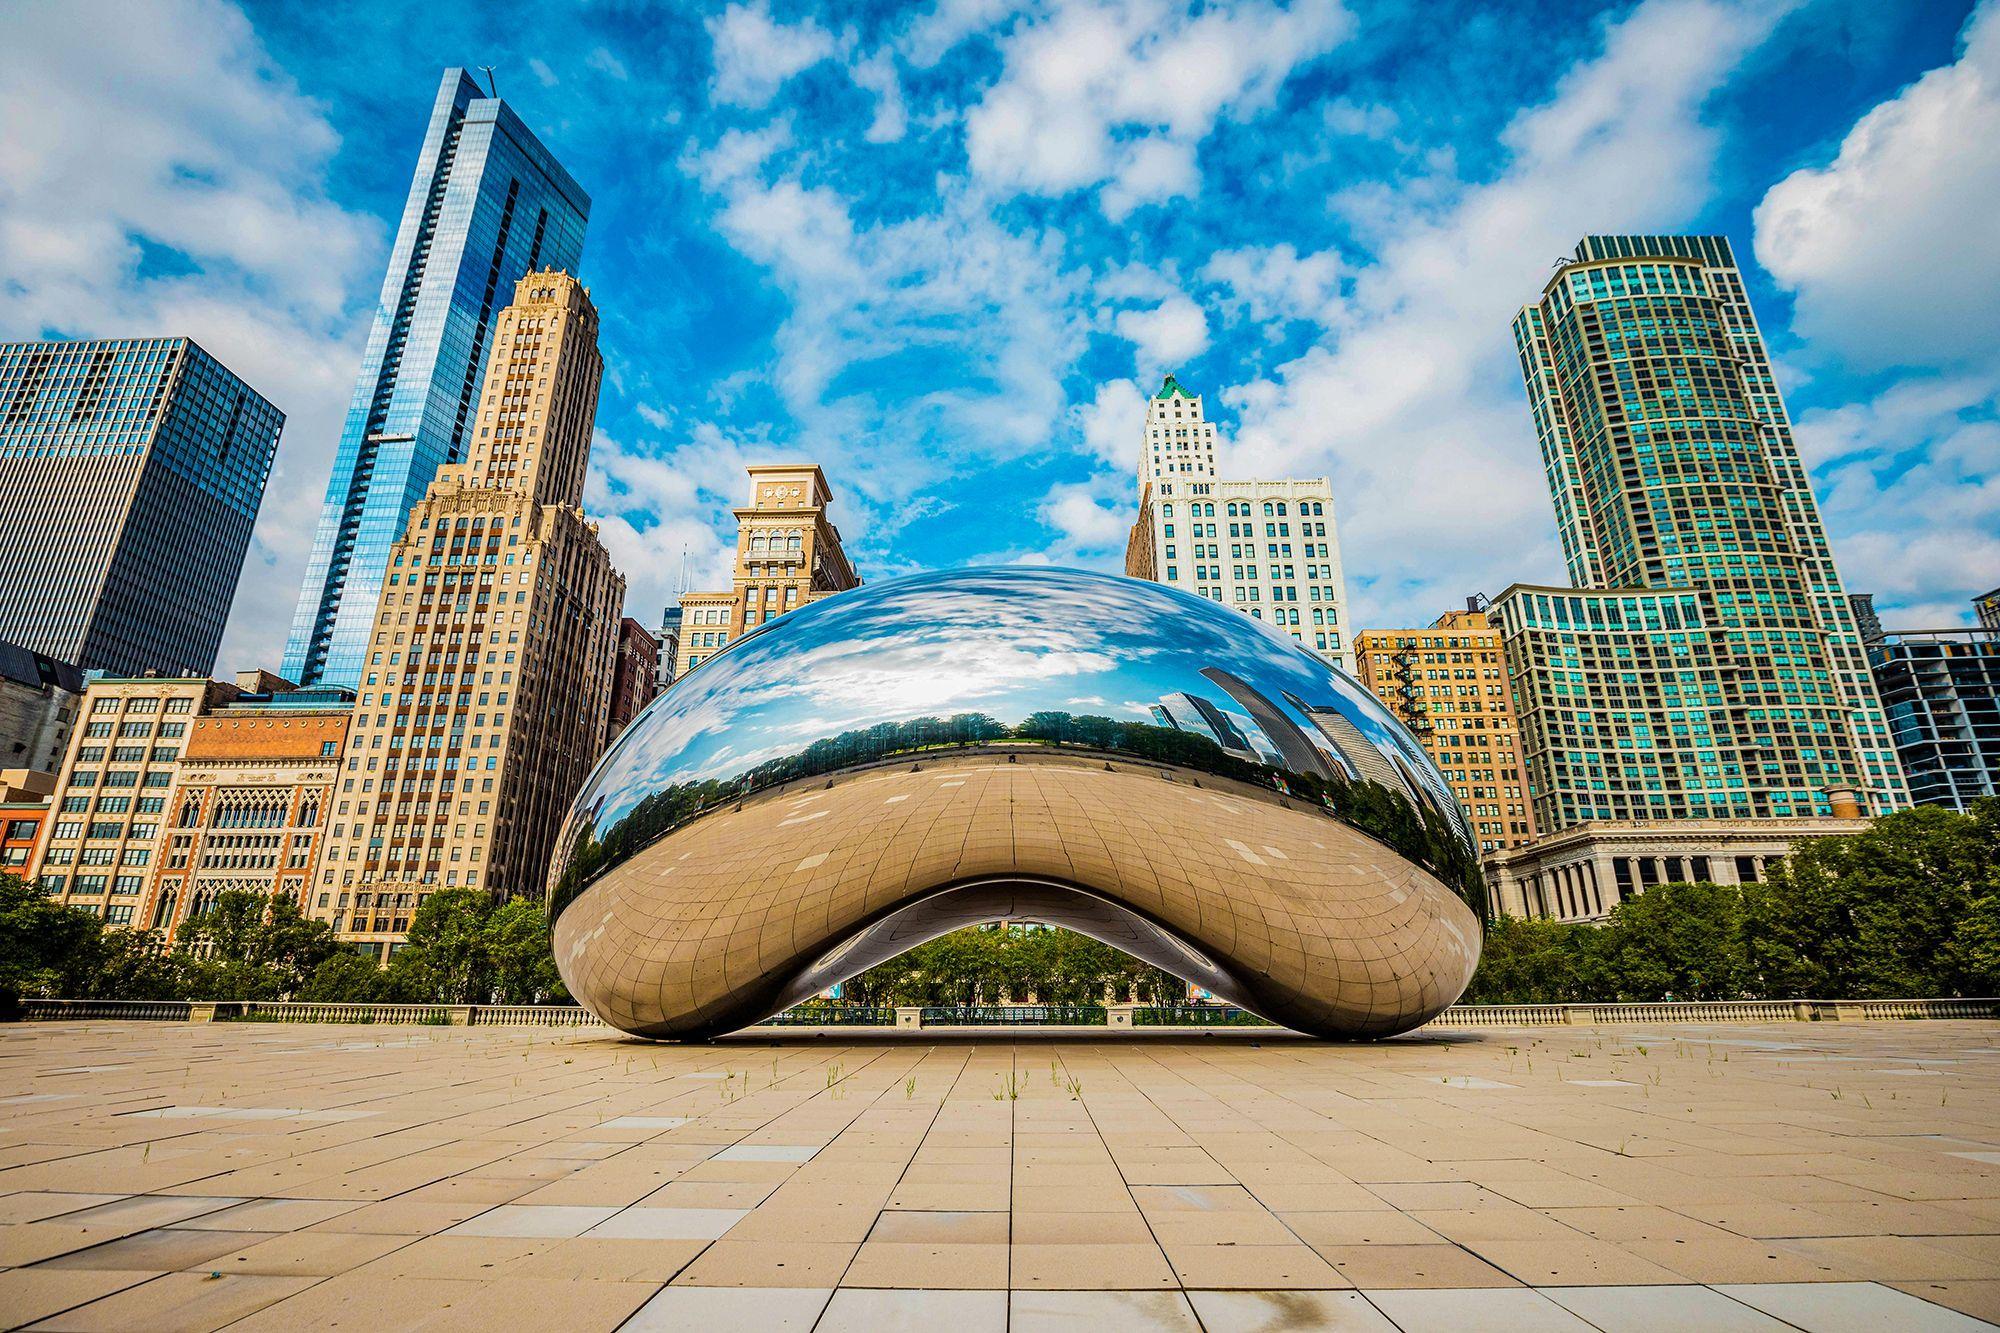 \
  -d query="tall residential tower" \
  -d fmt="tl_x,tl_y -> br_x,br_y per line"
1125,375 -> 1354,673
284,69 -> 588,690
312,272 -> 623,960
0,339 -> 283,678
1497,236 -> 1905,829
